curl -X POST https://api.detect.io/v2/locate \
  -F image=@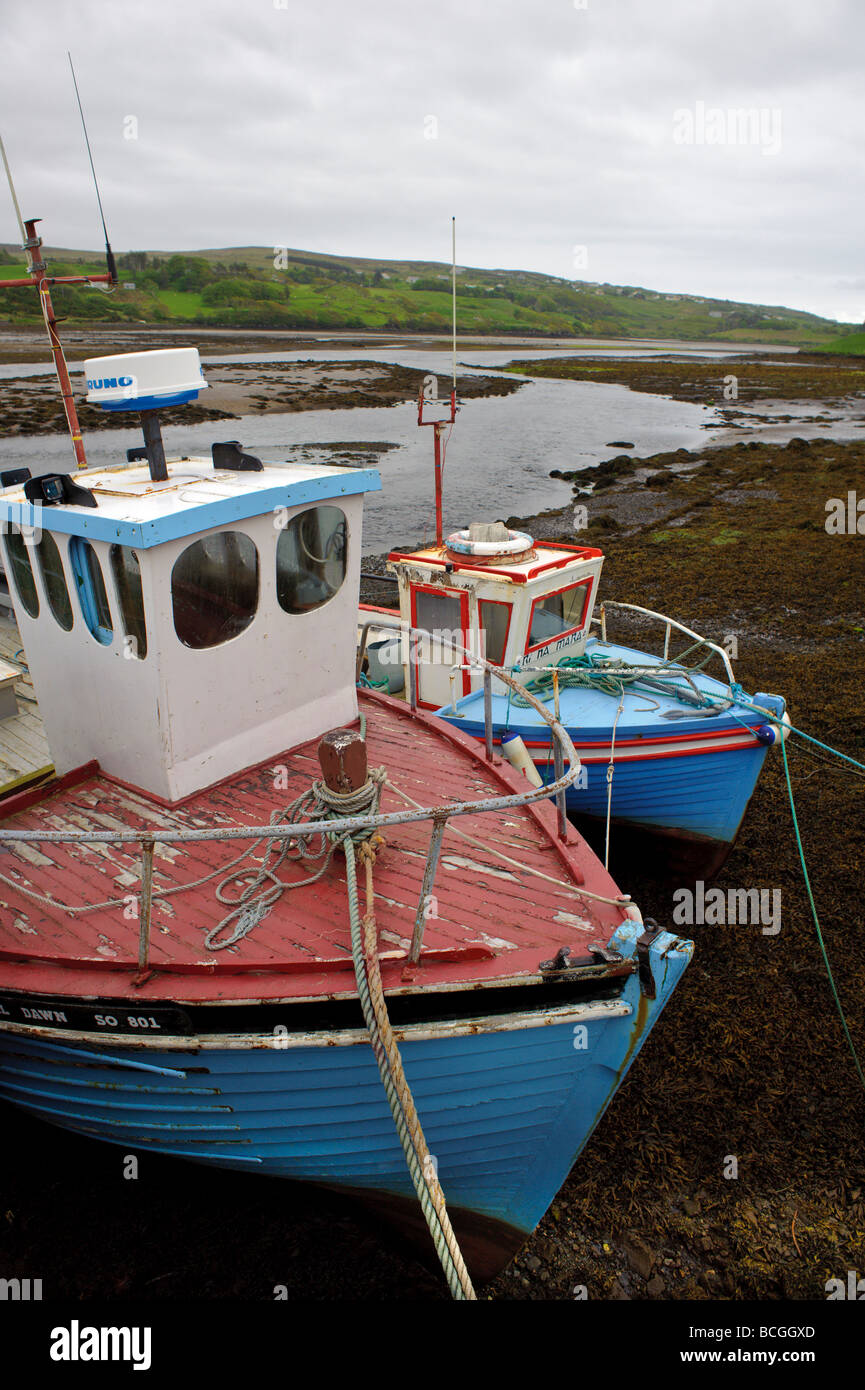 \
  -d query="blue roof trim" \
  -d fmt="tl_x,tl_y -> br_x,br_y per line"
0,468 -> 381,549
